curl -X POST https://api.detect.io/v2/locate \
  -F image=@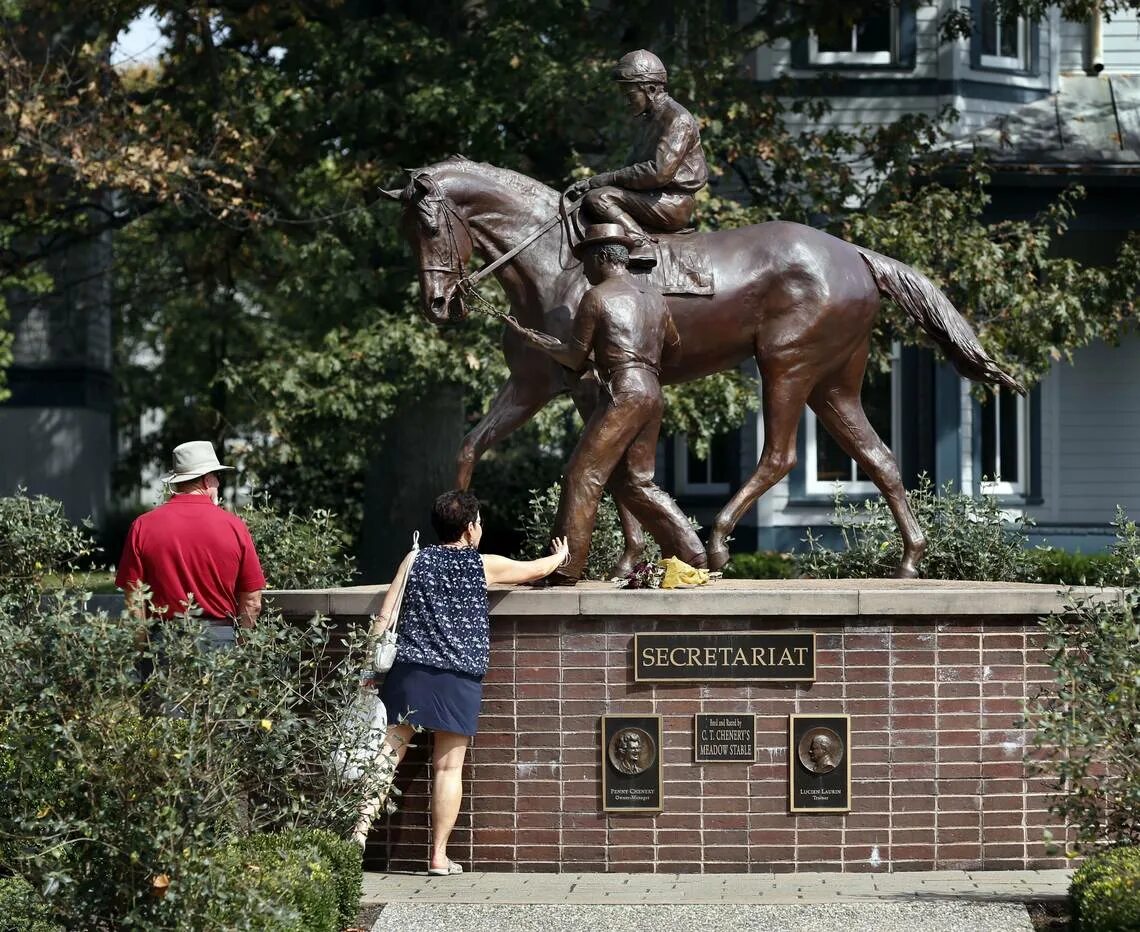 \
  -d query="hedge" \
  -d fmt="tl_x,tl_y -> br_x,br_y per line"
274,828 -> 363,928
1073,846 -> 1140,931
0,876 -> 63,932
